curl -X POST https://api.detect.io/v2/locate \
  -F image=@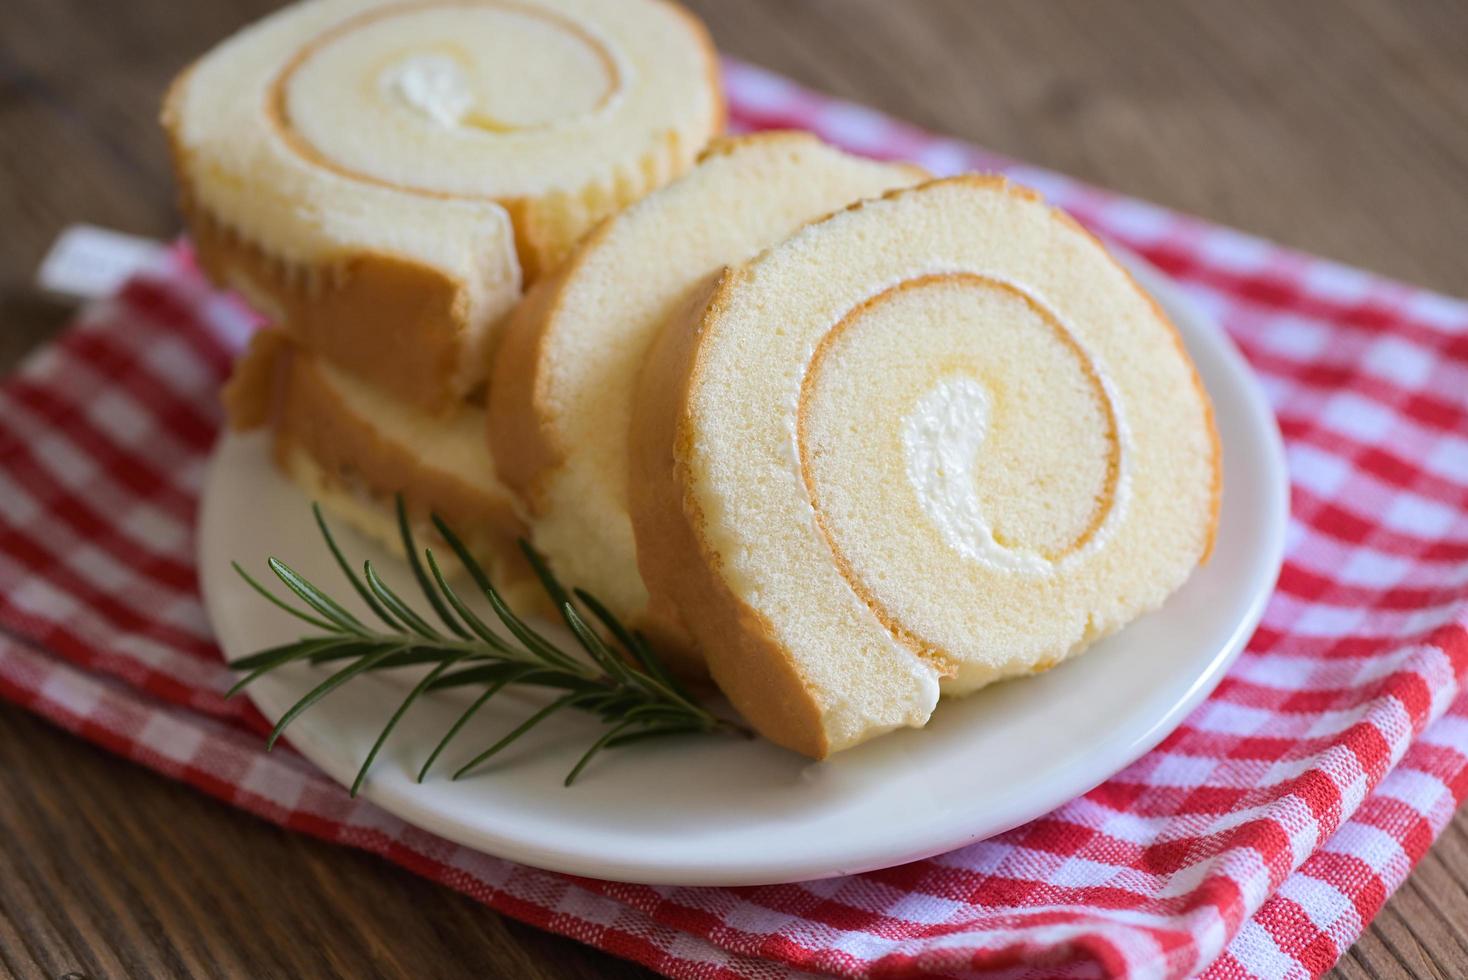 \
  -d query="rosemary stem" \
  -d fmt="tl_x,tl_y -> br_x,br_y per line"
229,499 -> 745,788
